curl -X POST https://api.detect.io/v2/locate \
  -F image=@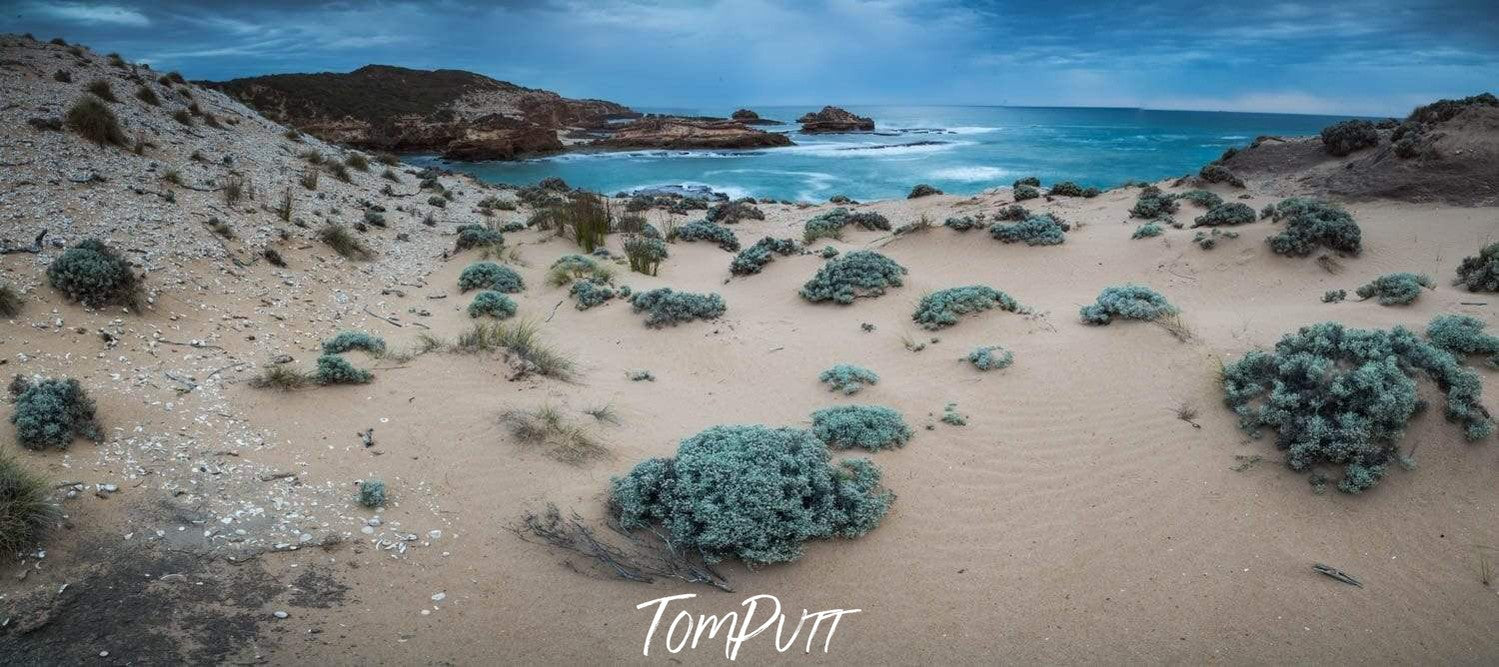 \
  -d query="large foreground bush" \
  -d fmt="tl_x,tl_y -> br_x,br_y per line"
610,425 -> 893,564
912,285 -> 1020,330
9,376 -> 102,450
47,239 -> 141,309
1222,322 -> 1492,493
1264,198 -> 1361,256
1427,314 -> 1499,367
799,250 -> 907,304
